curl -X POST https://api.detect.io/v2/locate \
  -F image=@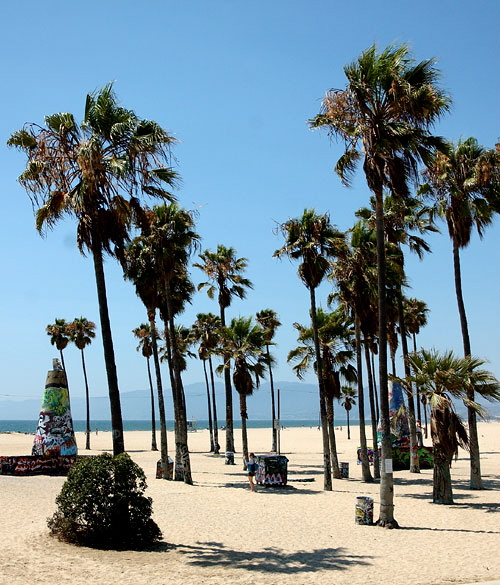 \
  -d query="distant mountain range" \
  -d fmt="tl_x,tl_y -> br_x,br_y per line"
1,380 -> 498,422
0,380 -> 321,422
